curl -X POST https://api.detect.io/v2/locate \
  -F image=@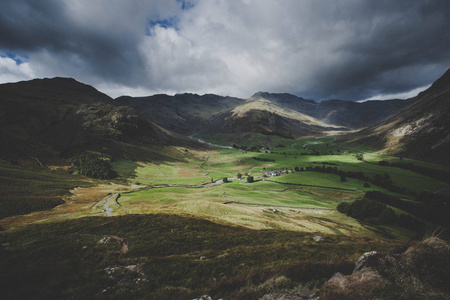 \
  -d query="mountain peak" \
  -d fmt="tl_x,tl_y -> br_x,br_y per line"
417,67 -> 450,98
251,91 -> 270,98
